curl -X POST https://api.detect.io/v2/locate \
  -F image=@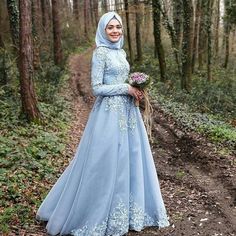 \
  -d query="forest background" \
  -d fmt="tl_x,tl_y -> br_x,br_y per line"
0,0 -> 235,234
